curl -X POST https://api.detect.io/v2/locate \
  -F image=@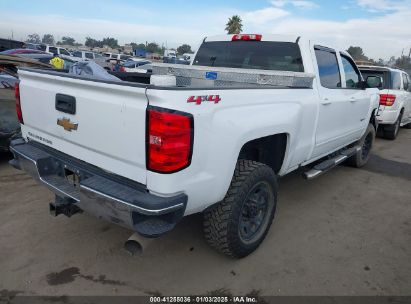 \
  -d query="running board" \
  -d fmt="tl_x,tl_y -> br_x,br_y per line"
303,146 -> 361,180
